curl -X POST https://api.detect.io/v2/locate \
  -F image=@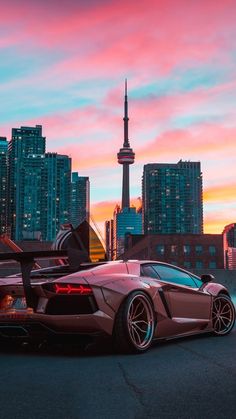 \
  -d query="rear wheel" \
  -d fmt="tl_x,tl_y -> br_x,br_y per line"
113,291 -> 155,354
212,294 -> 235,336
